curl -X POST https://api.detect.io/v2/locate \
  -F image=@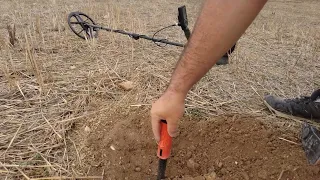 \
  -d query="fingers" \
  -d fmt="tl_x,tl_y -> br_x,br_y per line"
167,119 -> 179,138
151,115 -> 161,142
